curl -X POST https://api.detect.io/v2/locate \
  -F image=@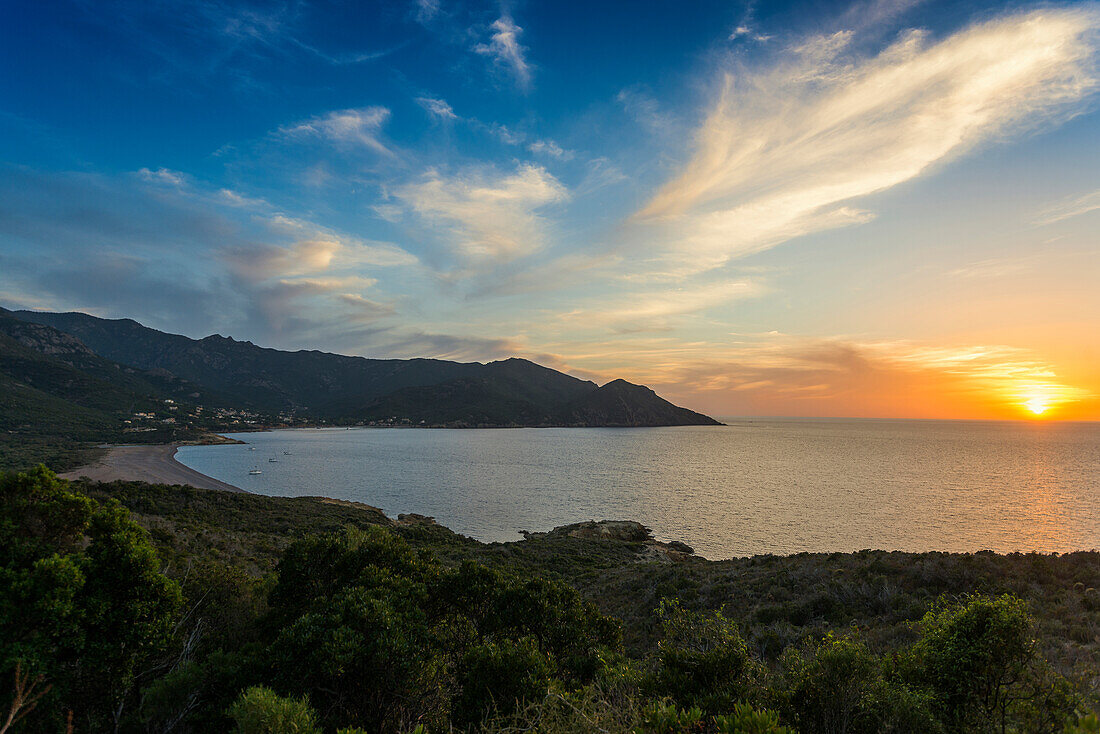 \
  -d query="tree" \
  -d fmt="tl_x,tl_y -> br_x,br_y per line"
0,466 -> 181,731
262,527 -> 620,731
902,594 -> 1074,734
